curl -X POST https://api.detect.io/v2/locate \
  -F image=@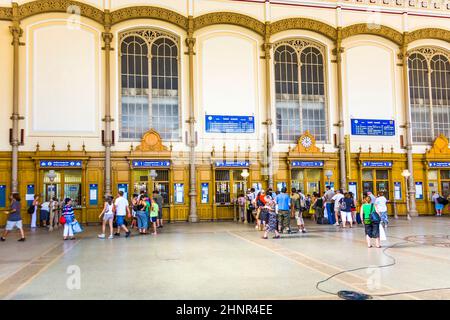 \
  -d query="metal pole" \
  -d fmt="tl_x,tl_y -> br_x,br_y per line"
336,27 -> 347,190
263,22 -> 274,189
